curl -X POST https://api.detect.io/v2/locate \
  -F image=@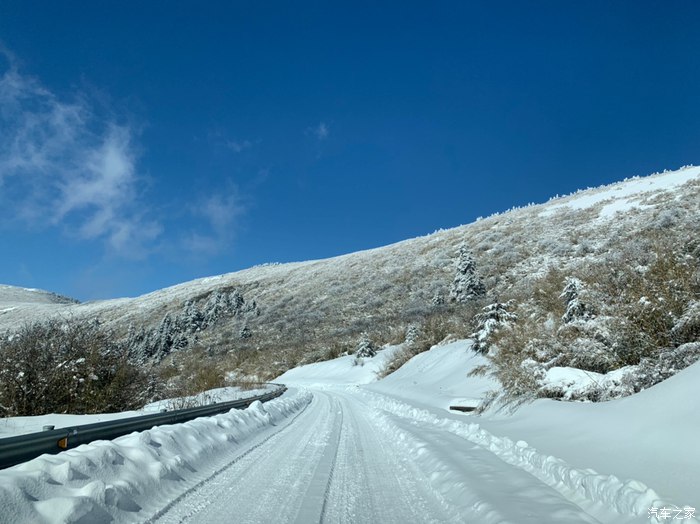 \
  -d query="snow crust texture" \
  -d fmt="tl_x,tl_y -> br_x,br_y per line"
0,391 -> 311,523
361,390 -> 674,522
